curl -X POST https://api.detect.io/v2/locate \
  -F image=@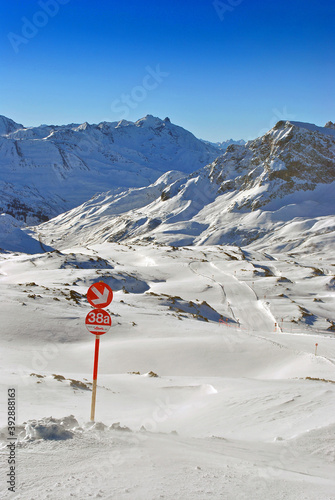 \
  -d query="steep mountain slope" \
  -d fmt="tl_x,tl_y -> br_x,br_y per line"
32,120 -> 335,254
208,120 -> 335,211
0,115 -> 221,223
0,116 -> 23,135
